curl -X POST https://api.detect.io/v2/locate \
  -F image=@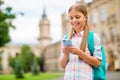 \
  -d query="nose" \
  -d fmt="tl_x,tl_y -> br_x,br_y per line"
72,18 -> 77,22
